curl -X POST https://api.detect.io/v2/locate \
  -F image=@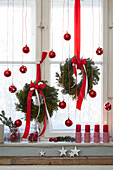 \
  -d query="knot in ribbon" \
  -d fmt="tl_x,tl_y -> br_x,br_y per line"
30,82 -> 45,91
71,57 -> 86,69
